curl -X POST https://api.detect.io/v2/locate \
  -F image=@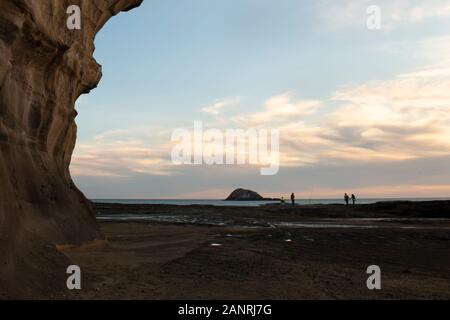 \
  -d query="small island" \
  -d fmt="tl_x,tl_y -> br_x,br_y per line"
225,188 -> 278,201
